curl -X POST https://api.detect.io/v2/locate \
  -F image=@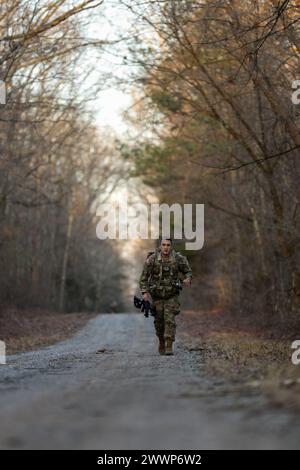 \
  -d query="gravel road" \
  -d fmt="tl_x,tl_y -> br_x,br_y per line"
0,313 -> 299,449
